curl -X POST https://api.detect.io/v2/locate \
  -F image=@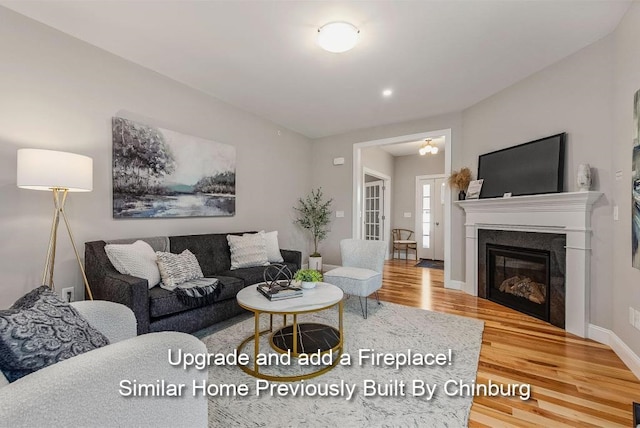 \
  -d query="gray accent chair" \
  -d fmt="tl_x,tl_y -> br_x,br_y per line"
323,239 -> 387,318
0,300 -> 208,427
